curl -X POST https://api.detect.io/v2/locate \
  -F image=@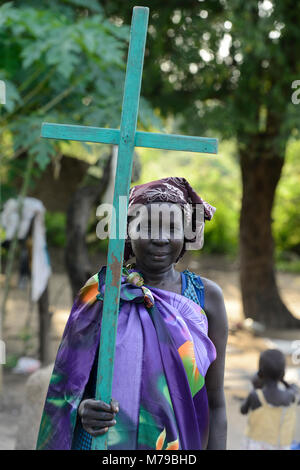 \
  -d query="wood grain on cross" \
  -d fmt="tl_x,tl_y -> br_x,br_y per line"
41,6 -> 218,449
